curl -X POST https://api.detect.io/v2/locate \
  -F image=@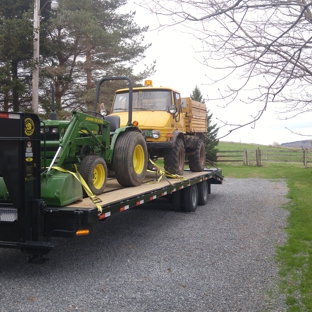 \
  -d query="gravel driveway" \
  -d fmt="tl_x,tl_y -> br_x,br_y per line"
0,178 -> 289,312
